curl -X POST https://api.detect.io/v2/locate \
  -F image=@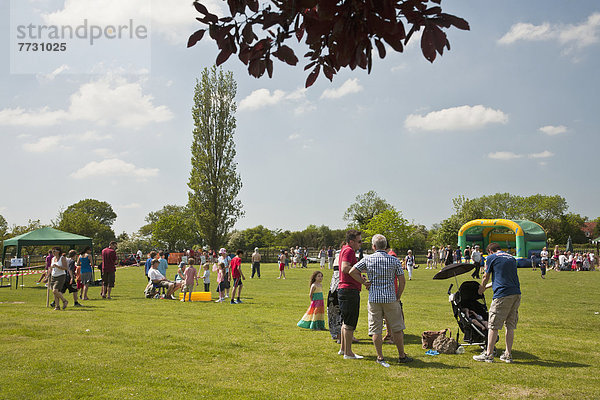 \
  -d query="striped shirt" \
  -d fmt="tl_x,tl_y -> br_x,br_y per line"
354,250 -> 404,303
